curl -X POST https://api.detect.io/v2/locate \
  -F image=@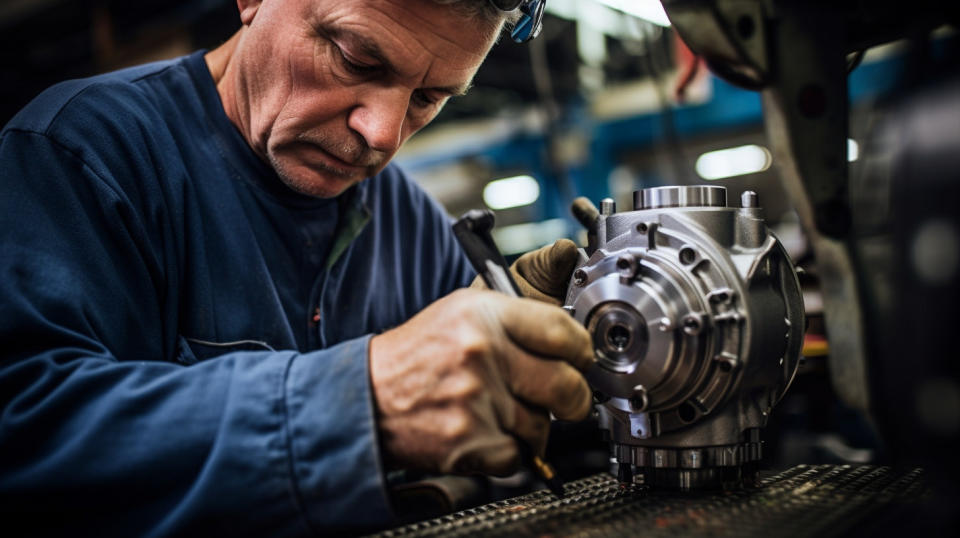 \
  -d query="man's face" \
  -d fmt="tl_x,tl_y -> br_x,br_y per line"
225,0 -> 501,198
